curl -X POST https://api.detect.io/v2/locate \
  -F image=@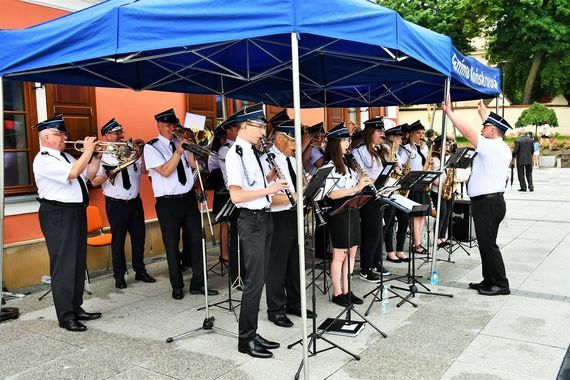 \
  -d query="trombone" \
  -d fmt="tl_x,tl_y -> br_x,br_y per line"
172,125 -> 224,161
